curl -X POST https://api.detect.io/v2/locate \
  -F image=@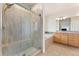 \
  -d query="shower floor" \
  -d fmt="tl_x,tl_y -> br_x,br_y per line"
17,47 -> 40,56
